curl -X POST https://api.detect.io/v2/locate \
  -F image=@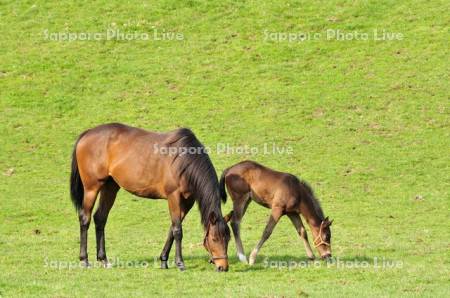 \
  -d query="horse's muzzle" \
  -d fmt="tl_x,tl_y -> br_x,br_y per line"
216,265 -> 228,272
321,253 -> 332,260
